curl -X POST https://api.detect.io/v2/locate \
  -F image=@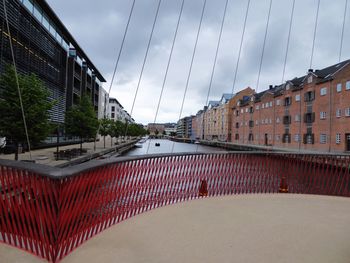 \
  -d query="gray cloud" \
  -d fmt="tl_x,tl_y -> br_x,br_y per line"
47,0 -> 350,124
